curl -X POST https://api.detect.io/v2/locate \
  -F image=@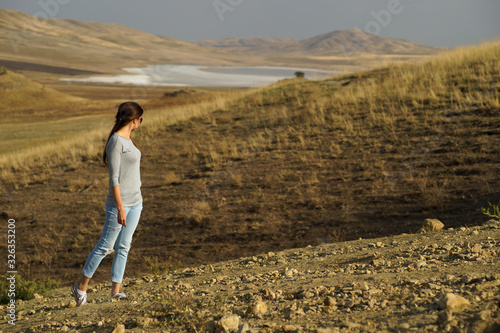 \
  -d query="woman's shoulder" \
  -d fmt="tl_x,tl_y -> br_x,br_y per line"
106,133 -> 123,150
